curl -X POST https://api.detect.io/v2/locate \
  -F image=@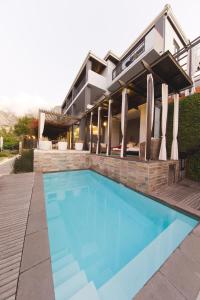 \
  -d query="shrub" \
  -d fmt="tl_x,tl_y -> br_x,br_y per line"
13,150 -> 33,173
186,151 -> 200,181
167,93 -> 200,181
0,128 -> 19,150
0,151 -> 9,157
167,93 -> 200,155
